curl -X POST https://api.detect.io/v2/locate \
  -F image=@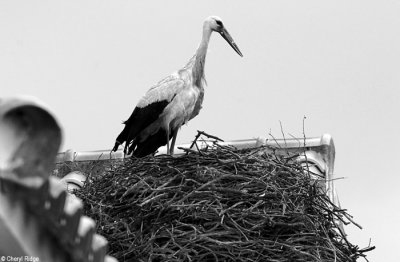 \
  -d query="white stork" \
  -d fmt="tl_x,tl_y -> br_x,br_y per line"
112,16 -> 242,157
